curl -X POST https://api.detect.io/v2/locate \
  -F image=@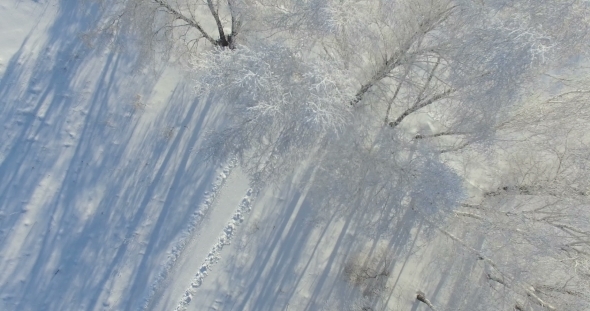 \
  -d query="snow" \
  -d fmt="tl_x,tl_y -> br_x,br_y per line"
0,1 -> 231,309
0,1 -> 476,311
0,1 -> 48,76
